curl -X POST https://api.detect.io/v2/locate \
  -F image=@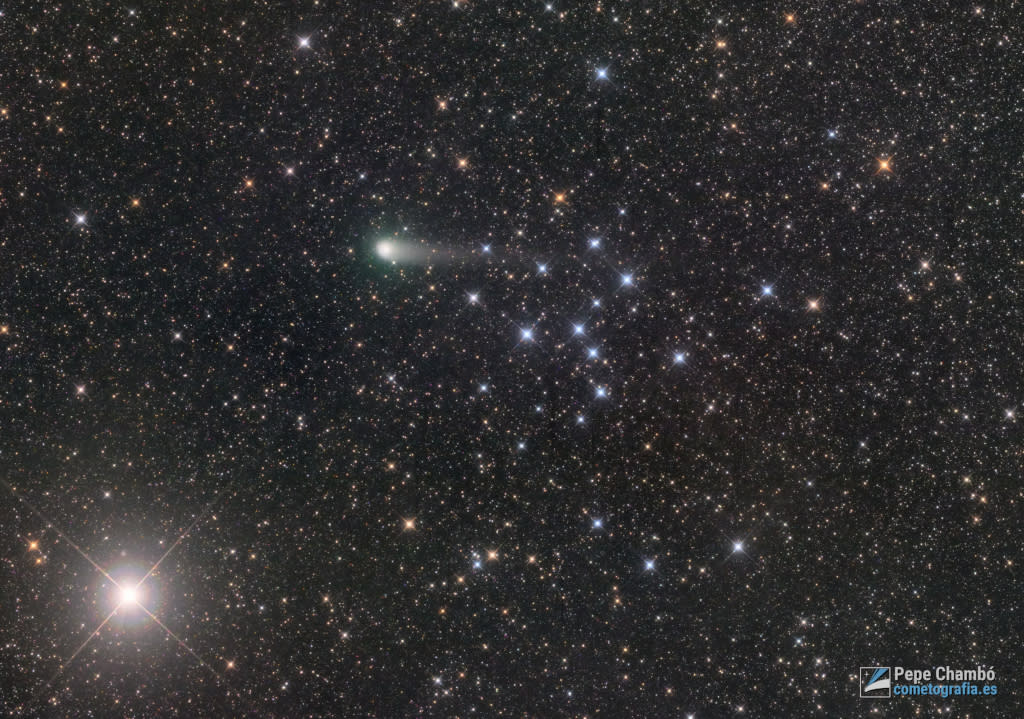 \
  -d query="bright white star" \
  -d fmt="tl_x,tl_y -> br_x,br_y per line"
673,352 -> 686,365
119,585 -> 139,607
